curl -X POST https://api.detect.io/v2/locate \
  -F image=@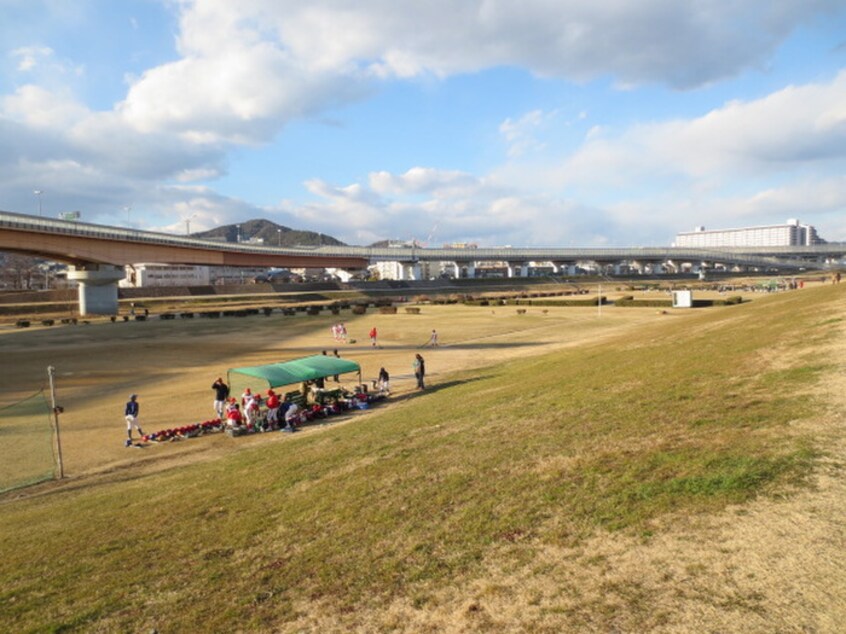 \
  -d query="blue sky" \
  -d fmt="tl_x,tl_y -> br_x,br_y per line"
2,0 -> 846,246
